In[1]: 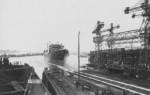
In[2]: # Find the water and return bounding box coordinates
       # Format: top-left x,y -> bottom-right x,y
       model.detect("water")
9,54 -> 88,79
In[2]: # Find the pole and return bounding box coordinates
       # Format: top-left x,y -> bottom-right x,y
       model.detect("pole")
78,31 -> 80,81
145,25 -> 147,69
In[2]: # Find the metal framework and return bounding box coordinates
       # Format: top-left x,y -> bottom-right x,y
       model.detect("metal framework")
93,22 -> 120,50
93,0 -> 150,50
92,21 -> 105,51
89,1 -> 150,79
93,28 -> 146,49
124,0 -> 150,67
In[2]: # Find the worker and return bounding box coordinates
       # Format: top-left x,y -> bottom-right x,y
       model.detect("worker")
74,81 -> 79,88
95,88 -> 100,95
102,90 -> 106,95
3,56 -> 9,67
0,57 -> 2,65
81,84 -> 84,91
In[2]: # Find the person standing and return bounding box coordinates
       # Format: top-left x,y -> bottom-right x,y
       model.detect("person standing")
0,57 -> 2,65
95,88 -> 100,95
3,56 -> 9,66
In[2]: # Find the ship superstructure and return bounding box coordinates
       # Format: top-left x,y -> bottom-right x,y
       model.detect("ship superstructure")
44,42 -> 69,61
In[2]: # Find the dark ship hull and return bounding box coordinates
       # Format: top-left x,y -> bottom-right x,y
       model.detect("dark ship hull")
44,49 -> 69,61
0,63 -> 33,95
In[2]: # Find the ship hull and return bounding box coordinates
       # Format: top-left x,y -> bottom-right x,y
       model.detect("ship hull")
44,49 -> 69,61
0,64 -> 33,95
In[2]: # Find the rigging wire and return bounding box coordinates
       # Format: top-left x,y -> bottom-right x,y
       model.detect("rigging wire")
138,17 -> 146,32
132,0 -> 143,8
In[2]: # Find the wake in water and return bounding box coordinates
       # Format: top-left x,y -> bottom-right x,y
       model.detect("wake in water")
10,55 -> 88,78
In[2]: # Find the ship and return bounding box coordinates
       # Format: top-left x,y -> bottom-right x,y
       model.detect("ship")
0,55 -> 34,95
44,43 -> 69,61
0,55 -> 51,95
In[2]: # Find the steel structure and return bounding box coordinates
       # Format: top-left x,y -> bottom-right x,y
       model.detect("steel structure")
124,0 -> 150,67
92,21 -> 104,51
93,0 -> 150,49
89,0 -> 150,80
92,22 -> 120,50
93,28 -> 148,49
93,0 -> 150,50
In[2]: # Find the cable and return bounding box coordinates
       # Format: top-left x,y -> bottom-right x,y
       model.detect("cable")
132,0 -> 143,9
138,17 -> 146,32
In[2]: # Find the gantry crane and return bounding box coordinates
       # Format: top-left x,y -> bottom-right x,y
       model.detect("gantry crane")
92,21 -> 104,51
106,23 -> 120,49
124,0 -> 150,47
124,0 -> 150,68
93,21 -> 119,50
92,21 -> 119,65
89,1 -> 150,77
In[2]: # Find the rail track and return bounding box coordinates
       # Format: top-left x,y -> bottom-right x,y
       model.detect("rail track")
72,71 -> 150,95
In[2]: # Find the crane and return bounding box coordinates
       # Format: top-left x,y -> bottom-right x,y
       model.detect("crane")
93,22 -> 120,50
100,23 -> 120,35
104,23 -> 120,49
92,21 -> 105,51
124,0 -> 150,48
124,0 -> 150,68
124,0 -> 150,17
92,21 -> 104,35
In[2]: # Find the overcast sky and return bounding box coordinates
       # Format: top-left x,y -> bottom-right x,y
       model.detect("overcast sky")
0,0 -> 142,53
